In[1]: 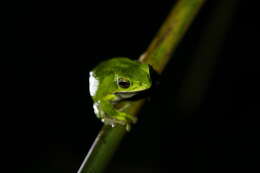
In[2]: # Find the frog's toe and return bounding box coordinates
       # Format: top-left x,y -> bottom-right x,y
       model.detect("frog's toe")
126,124 -> 132,131
129,116 -> 137,124
120,113 -> 137,124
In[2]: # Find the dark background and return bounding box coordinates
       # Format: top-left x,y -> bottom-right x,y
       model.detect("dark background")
5,0 -> 259,172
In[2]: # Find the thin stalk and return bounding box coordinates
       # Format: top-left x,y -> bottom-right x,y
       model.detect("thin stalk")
140,0 -> 205,72
78,0 -> 206,173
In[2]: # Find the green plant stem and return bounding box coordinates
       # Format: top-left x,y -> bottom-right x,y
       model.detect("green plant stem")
140,0 -> 205,73
78,0 -> 206,173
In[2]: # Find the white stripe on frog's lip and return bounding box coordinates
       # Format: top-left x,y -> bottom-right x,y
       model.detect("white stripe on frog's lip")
114,88 -> 147,95
114,92 -> 136,99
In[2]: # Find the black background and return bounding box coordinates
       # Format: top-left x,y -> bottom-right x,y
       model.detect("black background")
4,0 -> 259,172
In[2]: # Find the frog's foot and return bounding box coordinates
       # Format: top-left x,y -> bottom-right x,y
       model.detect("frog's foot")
101,112 -> 137,131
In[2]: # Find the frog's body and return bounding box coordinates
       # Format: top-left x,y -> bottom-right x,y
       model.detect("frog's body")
89,57 -> 152,130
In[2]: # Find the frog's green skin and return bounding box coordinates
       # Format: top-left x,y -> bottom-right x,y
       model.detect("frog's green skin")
89,57 -> 152,130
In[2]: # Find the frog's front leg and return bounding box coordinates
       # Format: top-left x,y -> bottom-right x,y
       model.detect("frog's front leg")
94,100 -> 137,130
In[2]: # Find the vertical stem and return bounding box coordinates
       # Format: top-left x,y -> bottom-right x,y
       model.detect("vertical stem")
141,0 -> 205,72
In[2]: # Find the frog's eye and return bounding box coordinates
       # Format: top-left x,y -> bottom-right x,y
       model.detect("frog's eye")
118,78 -> 130,88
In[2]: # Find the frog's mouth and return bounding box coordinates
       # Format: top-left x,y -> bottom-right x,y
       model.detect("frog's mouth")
114,91 -> 138,99
114,89 -> 148,99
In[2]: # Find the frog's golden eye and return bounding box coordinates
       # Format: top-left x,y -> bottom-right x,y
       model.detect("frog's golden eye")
118,78 -> 130,88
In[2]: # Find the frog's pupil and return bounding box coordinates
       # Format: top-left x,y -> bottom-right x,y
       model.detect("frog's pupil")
118,79 -> 130,88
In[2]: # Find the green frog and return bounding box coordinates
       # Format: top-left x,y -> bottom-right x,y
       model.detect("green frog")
89,57 -> 152,130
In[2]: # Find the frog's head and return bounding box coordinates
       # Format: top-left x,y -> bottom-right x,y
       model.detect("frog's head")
114,63 -> 152,94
